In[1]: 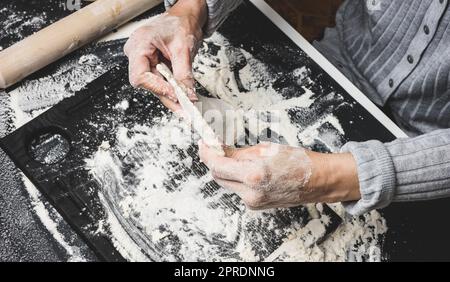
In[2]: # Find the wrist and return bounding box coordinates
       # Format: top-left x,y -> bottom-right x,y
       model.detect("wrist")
168,0 -> 208,35
305,151 -> 361,203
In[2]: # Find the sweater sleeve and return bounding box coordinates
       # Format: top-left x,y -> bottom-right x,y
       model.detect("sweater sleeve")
341,129 -> 450,216
165,0 -> 243,37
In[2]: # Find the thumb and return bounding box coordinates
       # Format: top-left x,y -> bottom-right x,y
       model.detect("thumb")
223,146 -> 239,158
222,146 -> 262,160
172,49 -> 198,102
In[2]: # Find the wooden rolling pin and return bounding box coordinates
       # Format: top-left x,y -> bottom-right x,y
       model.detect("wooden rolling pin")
0,0 -> 162,89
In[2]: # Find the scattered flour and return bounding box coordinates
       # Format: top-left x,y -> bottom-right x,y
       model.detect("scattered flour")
193,34 -> 333,148
87,117 -> 307,261
0,7 -> 48,44
86,33 -> 388,262
22,176 -> 85,262
5,53 -> 107,261
114,99 -> 129,111
298,114 -> 345,147
3,8 -> 387,260
266,204 -> 387,262
9,54 -> 106,127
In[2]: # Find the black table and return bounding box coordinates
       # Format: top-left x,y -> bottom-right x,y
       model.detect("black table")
1,0 -> 450,261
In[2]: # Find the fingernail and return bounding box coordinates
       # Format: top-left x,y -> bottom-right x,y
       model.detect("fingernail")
168,95 -> 178,103
187,88 -> 198,99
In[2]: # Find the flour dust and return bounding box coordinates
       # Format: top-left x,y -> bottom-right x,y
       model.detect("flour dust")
3,5 -> 387,261
5,52 -> 110,261
86,33 -> 387,262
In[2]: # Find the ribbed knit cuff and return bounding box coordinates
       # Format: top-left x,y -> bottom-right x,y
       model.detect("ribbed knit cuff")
165,0 -> 242,37
340,140 -> 397,215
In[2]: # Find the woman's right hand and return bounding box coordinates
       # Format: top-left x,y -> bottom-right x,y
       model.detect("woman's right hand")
124,0 -> 207,112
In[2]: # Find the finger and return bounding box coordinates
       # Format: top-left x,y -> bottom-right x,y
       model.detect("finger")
159,95 -> 182,112
126,42 -> 158,85
231,142 -> 284,160
171,48 -> 198,102
137,72 -> 176,101
214,179 -> 247,196
199,142 -> 251,182
223,146 -> 264,160
150,66 -> 178,101
127,45 -> 177,100
128,52 -> 151,87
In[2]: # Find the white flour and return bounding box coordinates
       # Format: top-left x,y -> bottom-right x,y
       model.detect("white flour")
6,54 -> 107,261
266,204 -> 387,262
22,177 -> 85,262
194,34 -> 343,149
86,33 -> 387,262
87,117 -> 306,261
0,7 -> 47,45
3,8 -> 387,261
9,54 -> 106,127
114,99 -> 130,111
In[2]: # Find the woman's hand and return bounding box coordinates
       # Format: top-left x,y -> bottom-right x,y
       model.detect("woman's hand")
199,142 -> 361,210
124,0 -> 207,112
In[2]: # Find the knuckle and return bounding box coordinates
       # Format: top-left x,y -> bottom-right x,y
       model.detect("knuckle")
178,70 -> 194,79
123,40 -> 137,57
248,172 -> 264,186
129,78 -> 139,88
124,43 -> 138,58
129,75 -> 142,88
132,26 -> 152,37
211,169 -> 221,179
247,166 -> 270,188
125,29 -> 156,56
244,193 -> 266,210
123,42 -> 130,56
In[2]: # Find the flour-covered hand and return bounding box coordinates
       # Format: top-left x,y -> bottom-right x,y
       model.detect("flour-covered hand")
124,0 -> 207,111
199,141 -> 362,210
199,142 -> 312,210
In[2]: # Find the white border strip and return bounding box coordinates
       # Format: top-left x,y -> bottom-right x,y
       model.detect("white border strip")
250,0 -> 408,138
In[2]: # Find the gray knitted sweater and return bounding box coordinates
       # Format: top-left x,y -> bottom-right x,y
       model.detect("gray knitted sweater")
165,0 -> 450,215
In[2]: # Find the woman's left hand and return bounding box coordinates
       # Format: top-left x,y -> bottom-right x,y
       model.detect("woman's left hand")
198,142 -> 361,210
